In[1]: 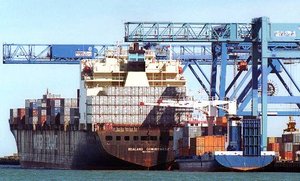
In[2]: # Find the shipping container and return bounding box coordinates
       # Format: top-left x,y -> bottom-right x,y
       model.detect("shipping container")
282,151 -> 293,161
243,118 -> 261,156
51,44 -> 95,59
267,137 -> 282,144
293,145 -> 300,161
216,116 -> 227,126
282,134 -> 294,143
284,143 -> 293,152
293,133 -> 300,143
189,135 -> 225,156
267,143 -> 281,152
25,99 -> 37,108
17,108 -> 26,118
38,115 -> 47,125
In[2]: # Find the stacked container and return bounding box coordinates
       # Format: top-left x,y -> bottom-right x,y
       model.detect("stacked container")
267,137 -> 282,153
47,98 -> 63,125
25,99 -> 39,125
9,108 -> 26,126
60,98 -> 78,125
86,86 -> 192,125
281,132 -> 300,161
9,93 -> 80,130
190,135 -> 225,155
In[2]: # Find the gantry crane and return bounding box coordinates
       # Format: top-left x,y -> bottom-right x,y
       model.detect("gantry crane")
124,17 -> 300,150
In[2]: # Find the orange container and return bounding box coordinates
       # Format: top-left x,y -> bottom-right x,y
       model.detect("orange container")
268,137 -> 282,144
205,136 -> 213,147
282,151 -> 293,160
191,136 -> 225,148
190,137 -> 205,147
216,117 -> 227,126
267,143 -> 281,152
189,136 -> 225,156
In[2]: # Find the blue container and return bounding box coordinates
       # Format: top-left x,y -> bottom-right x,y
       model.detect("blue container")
228,118 -> 242,151
51,45 -> 95,59
30,102 -> 38,109
243,118 -> 261,156
54,107 -> 61,114
50,107 -> 61,116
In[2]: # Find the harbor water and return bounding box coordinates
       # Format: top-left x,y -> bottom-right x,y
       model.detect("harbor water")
1,166 -> 300,181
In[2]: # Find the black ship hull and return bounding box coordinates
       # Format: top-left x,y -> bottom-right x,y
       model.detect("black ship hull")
11,128 -> 174,170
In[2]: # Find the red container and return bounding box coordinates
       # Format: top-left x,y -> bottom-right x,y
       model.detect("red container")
38,115 -> 47,125
282,151 -> 293,161
17,108 -> 26,118
267,143 -> 281,152
32,109 -> 38,117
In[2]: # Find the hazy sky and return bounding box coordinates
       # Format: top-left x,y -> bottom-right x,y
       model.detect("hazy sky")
1,0 -> 300,156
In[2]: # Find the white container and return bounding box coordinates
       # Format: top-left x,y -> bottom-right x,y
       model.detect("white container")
64,107 -> 71,116
95,106 -> 100,114
150,87 -> 155,95
293,133 -> 300,143
95,115 -> 100,123
86,115 -> 92,123
284,143 -> 293,152
95,96 -> 100,105
32,116 -> 38,124
71,98 -> 78,107
64,99 -> 72,107
54,100 -> 61,107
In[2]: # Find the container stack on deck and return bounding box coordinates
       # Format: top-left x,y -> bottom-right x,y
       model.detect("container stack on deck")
267,137 -> 282,159
9,108 -> 25,129
85,87 -> 190,127
176,122 -> 207,157
281,132 -> 300,161
266,117 -> 300,162
279,117 -> 300,161
9,92 -> 79,131
190,136 -> 225,156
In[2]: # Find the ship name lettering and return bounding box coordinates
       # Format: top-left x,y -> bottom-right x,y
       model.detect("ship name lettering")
128,147 -> 169,151
128,147 -> 143,151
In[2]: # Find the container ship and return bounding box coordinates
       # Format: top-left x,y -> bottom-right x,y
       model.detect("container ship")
9,43 -> 193,169
9,43 -> 275,171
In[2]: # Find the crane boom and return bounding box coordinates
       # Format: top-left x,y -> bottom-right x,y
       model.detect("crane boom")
140,99 -> 237,116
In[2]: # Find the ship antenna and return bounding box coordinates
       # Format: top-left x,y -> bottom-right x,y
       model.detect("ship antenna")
169,44 -> 172,60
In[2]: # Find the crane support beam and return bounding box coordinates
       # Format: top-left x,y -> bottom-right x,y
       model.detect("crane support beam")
3,44 -> 126,64
125,22 -> 252,42
125,21 -> 300,43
